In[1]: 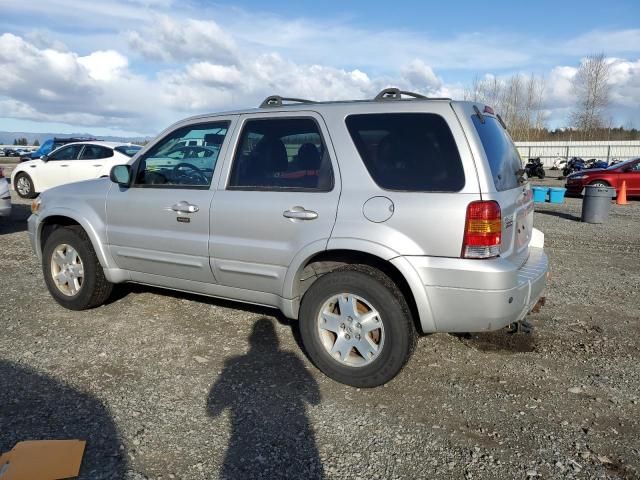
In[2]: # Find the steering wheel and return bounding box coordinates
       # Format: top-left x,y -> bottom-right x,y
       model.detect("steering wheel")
172,162 -> 208,185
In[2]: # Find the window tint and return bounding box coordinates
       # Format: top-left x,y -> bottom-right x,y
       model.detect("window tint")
472,115 -> 522,191
229,118 -> 333,191
346,113 -> 465,191
48,144 -> 83,161
134,122 -> 229,188
80,145 -> 113,160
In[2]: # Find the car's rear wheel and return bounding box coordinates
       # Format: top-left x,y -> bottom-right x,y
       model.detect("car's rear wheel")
43,226 -> 113,310
14,173 -> 36,199
299,266 -> 417,388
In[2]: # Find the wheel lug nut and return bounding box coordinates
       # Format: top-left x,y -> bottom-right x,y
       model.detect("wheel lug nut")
345,334 -> 351,340
355,334 -> 361,340
340,323 -> 345,330
356,323 -> 361,329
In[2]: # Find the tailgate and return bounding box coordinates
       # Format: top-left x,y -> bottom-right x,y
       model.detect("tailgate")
464,104 -> 534,265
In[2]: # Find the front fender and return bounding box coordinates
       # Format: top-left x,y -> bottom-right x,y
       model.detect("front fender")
36,206 -> 115,269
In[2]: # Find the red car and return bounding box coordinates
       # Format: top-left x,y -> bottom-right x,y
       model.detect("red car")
565,157 -> 640,197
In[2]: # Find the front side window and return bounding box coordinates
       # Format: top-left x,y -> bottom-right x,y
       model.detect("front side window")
134,122 -> 229,188
80,145 -> 114,160
228,118 -> 333,191
346,113 -> 465,191
47,144 -> 83,161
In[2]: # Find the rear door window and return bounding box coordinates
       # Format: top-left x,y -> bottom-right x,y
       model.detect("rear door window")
228,117 -> 333,191
472,116 -> 523,191
345,113 -> 465,191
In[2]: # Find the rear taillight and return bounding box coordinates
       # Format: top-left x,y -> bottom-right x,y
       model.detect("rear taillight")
462,201 -> 502,259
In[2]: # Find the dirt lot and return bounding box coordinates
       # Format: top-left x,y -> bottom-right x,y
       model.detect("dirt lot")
1,174 -> 639,479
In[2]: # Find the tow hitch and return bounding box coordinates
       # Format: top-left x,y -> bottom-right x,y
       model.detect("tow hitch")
508,297 -> 545,334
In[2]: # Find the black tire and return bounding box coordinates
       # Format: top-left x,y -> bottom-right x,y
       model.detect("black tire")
299,265 -> 417,388
42,226 -> 113,310
14,173 -> 36,199
589,180 -> 609,187
537,169 -> 545,179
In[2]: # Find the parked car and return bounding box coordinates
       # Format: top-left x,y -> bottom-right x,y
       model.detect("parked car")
0,168 -> 11,218
3,148 -> 21,157
565,157 -> 640,197
11,141 -> 141,198
27,89 -> 548,387
0,148 -> 5,157
20,137 -> 99,162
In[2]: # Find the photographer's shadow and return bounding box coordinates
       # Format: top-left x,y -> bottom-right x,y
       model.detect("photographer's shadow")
207,318 -> 324,479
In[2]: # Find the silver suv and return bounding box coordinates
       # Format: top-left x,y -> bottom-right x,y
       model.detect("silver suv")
28,88 -> 548,387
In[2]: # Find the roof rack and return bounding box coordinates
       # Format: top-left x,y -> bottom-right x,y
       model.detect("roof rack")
374,88 -> 428,101
259,95 -> 315,108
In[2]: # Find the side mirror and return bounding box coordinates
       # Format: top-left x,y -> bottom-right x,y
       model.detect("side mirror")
110,164 -> 131,186
41,154 -> 48,162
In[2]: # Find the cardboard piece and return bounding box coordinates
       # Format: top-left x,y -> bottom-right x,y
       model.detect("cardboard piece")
0,440 -> 86,480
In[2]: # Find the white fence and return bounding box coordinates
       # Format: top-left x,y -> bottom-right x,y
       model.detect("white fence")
515,141 -> 640,167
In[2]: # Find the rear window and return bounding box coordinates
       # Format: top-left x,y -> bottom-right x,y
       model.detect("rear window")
115,145 -> 142,157
472,115 -> 522,191
346,113 -> 465,191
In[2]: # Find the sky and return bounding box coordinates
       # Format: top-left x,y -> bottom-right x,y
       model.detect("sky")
0,0 -> 639,137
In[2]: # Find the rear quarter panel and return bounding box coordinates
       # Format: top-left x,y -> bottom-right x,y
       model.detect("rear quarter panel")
321,101 -> 482,258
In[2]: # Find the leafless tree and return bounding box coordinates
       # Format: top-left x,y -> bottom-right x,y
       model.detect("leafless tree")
570,53 -> 611,140
465,73 -> 546,141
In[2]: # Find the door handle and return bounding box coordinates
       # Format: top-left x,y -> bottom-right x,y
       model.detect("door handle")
60,164 -> 69,167
92,164 -> 103,167
283,207 -> 318,220
170,201 -> 199,213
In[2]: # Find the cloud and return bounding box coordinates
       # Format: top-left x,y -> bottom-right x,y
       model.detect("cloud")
127,15 -> 237,64
78,50 -> 129,81
401,60 -> 442,91
1,2 -> 640,135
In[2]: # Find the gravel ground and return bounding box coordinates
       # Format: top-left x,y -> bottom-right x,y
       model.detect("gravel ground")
1,174 -> 639,479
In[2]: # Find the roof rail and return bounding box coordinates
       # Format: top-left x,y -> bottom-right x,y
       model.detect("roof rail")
374,88 -> 428,101
259,95 -> 315,108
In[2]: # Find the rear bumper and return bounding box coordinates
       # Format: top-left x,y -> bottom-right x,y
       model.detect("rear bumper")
403,235 -> 548,332
0,202 -> 11,217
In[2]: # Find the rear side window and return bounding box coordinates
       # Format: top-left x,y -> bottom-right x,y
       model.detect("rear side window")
114,145 -> 142,157
472,116 -> 522,191
345,113 -> 465,191
80,145 -> 113,160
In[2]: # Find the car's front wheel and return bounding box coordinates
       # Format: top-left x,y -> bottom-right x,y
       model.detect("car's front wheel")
299,266 -> 417,388
42,226 -> 113,310
589,180 -> 610,188
14,173 -> 36,199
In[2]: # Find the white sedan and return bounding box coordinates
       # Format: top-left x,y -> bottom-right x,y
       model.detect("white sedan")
11,141 -> 141,198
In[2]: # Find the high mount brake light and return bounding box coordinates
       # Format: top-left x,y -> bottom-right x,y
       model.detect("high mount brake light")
462,201 -> 502,259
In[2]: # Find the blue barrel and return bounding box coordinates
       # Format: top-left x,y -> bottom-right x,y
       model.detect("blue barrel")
532,186 -> 549,203
549,187 -> 566,204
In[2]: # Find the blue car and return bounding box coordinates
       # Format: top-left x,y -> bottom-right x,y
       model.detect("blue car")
21,137 -> 98,162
